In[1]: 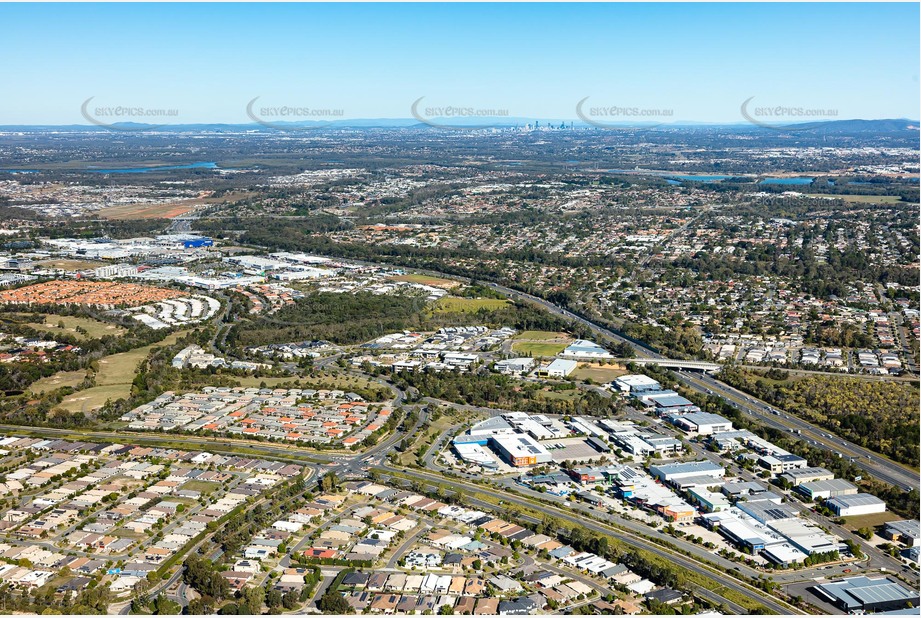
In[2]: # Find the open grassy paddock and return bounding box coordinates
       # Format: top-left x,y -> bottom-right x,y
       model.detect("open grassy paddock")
29,370 -> 88,395
511,330 -> 573,357
431,296 -> 509,314
233,372 -> 384,393
181,480 -> 220,494
58,330 -> 188,413
33,258 -> 106,271
98,190 -> 257,220
570,363 -> 628,383
840,511 -> 902,530
26,314 -> 127,341
389,273 -> 460,288
514,330 -> 571,340
511,341 -> 568,356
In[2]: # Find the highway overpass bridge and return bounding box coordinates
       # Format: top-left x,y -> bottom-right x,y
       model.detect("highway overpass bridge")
623,358 -> 722,372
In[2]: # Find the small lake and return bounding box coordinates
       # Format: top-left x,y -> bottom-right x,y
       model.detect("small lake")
760,177 -> 814,185
87,162 -> 218,174
666,174 -> 734,182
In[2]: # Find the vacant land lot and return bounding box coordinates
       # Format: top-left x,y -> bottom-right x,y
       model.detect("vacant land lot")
431,297 -> 509,313
181,480 -> 219,494
571,363 -> 628,383
840,511 -> 901,530
512,341 -> 567,356
26,314 -> 126,341
98,201 -> 199,219
29,370 -> 87,394
0,280 -> 185,307
33,259 -> 106,271
511,330 -> 573,357
515,330 -> 570,340
389,273 -> 460,289
99,189 -> 258,220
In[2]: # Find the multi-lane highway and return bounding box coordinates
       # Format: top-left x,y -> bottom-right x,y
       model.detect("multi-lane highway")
245,248 -> 917,493
472,279 -> 919,493
677,370 -> 918,491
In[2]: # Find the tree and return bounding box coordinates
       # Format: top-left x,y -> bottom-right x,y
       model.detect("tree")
317,592 -> 351,614
319,472 -> 340,493
265,588 -> 282,609
282,590 -> 299,610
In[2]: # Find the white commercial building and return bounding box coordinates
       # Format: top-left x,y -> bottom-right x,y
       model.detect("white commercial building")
538,358 -> 578,378
495,358 -> 536,375
827,494 -> 887,517
668,412 -> 733,435
612,374 -> 661,395
649,461 -> 725,483
490,434 -> 553,467
453,443 -> 499,470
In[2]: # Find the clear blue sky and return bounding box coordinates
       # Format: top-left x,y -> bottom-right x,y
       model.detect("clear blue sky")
1,3 -> 918,124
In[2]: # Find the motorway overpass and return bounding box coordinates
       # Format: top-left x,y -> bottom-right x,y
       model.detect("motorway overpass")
625,358 -> 722,372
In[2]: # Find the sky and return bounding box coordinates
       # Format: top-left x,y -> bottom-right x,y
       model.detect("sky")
0,3 -> 918,125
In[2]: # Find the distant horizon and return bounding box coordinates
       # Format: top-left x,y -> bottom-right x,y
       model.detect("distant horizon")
0,117 -> 918,129
0,3 -> 917,125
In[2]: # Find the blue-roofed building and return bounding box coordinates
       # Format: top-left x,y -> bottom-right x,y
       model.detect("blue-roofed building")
638,390 -> 700,414
461,540 -> 486,552
549,545 -> 574,559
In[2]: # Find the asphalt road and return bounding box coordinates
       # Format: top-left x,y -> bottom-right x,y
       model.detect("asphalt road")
241,248 -> 918,493
680,371 -> 918,491
476,279 -> 919,492
374,463 -> 795,615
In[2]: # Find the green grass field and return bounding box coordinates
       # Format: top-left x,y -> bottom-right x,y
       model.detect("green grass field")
232,376 -> 300,388
431,296 -> 509,314
805,194 -> 903,204
536,389 -> 581,401
29,370 -> 87,395
510,330 -> 572,357
181,480 -> 219,494
59,384 -> 134,414
59,331 -> 187,413
514,330 -> 571,340
389,273 -> 459,288
511,341 -> 568,357
570,363 -> 628,383
26,314 -> 126,341
840,511 -> 901,530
